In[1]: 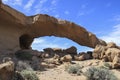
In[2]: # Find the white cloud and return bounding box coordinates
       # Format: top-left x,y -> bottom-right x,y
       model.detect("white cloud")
34,0 -> 59,15
78,12 -> 85,16
24,0 -> 35,11
100,24 -> 120,45
2,0 -> 8,2
77,5 -> 94,17
51,0 -> 57,6
78,10 -> 93,17
33,38 -> 45,44
3,0 -> 23,6
31,37 -> 68,51
34,0 -> 48,14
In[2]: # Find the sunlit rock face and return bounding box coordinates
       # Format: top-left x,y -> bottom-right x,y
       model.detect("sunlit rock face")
0,1 -> 106,53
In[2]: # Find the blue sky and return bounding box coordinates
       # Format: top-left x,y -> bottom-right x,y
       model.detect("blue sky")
2,0 -> 120,52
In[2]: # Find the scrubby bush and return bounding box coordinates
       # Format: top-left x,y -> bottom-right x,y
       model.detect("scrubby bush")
20,70 -> 39,80
65,64 -> 83,75
84,67 -> 118,80
99,62 -> 111,69
15,50 -> 33,60
103,62 -> 111,68
16,61 -> 33,71
13,70 -> 39,80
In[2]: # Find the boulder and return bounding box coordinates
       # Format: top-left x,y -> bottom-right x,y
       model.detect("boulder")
43,48 -> 54,57
2,57 -> 12,63
52,48 -> 63,53
102,55 -> 109,62
53,54 -> 60,59
112,56 -> 120,69
74,52 -> 91,61
74,52 -> 85,61
43,48 -> 53,53
87,51 -> 93,59
0,61 -> 14,80
105,48 -> 120,62
64,46 -> 77,55
60,54 -> 72,62
106,42 -> 117,48
43,53 -> 50,58
74,55 -> 80,61
41,62 -> 57,69
92,45 -> 106,59
98,39 -> 107,46
47,64 -> 56,68
0,2 -> 105,54
41,62 -> 48,68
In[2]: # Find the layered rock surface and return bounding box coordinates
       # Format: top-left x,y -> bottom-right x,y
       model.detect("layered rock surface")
0,1 -> 106,53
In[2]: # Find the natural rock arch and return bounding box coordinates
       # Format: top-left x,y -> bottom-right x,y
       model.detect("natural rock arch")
0,2 -> 106,53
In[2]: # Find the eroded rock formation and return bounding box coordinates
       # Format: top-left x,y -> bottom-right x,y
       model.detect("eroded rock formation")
0,2 -> 106,53
93,42 -> 120,68
0,61 -> 14,80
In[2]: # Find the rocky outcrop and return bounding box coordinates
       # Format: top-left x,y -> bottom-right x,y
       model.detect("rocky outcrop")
92,45 -> 106,59
63,46 -> 77,55
112,56 -> 120,69
0,61 -> 14,80
60,54 -> 72,62
0,2 -> 106,54
93,42 -> 120,60
93,42 -> 120,68
74,52 -> 92,61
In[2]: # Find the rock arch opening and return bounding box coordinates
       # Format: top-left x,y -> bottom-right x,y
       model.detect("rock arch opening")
31,36 -> 93,52
19,34 -> 33,49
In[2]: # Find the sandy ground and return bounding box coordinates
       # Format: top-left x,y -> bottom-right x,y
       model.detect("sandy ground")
112,70 -> 120,79
37,65 -> 86,80
36,60 -> 120,80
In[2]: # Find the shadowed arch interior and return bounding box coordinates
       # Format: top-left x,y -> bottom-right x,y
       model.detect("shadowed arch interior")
19,34 -> 33,49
